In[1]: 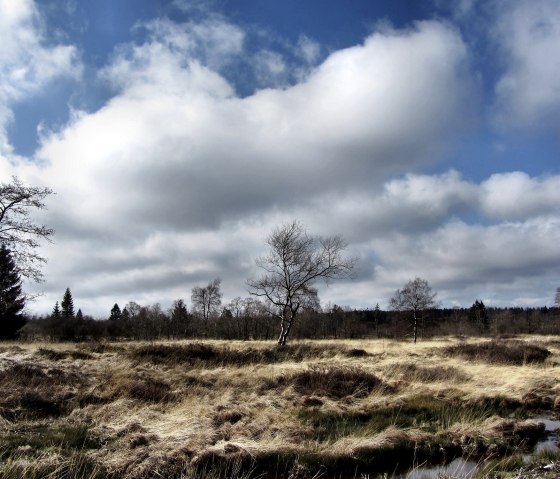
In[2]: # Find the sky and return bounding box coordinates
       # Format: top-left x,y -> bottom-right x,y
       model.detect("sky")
1,0 -> 560,317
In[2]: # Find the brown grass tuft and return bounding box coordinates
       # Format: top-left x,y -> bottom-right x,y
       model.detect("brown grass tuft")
443,340 -> 551,365
289,365 -> 384,398
124,377 -> 175,403
130,342 -> 350,367
393,362 -> 469,382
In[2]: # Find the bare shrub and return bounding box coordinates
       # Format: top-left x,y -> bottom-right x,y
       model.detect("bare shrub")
0,361 -> 86,419
443,340 -> 551,365
37,348 -> 66,360
124,378 -> 174,403
130,342 -> 349,367
393,363 -> 469,382
37,348 -> 94,361
289,366 -> 384,398
0,362 -> 85,389
212,409 -> 245,427
346,348 -> 369,358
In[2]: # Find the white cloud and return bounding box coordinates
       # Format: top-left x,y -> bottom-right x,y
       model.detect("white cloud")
295,35 -> 321,64
19,18 -> 480,315
481,172 -> 560,219
253,49 -> 287,85
0,0 -> 80,153
17,13 -> 558,314
492,0 -> 560,130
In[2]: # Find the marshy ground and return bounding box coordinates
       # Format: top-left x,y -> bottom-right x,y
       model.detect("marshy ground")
1,336 -> 560,478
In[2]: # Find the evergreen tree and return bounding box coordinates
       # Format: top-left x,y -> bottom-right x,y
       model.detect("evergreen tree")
170,299 -> 189,337
121,307 -> 130,320
52,301 -> 61,318
61,288 -> 74,318
109,303 -> 121,320
76,309 -> 83,321
469,300 -> 489,329
0,244 -> 26,339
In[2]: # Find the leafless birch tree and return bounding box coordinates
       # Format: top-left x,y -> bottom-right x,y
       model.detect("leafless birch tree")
248,220 -> 354,346
191,278 -> 222,321
390,277 -> 437,343
0,177 -> 54,281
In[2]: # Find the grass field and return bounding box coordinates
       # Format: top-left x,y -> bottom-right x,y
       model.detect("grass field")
1,336 -> 559,478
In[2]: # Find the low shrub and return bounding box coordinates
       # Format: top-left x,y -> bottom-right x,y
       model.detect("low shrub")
130,342 -> 349,367
37,348 -> 67,361
37,348 -> 94,361
212,409 -> 245,427
393,363 -> 469,382
0,362 -> 85,388
290,366 -> 384,399
124,378 -> 174,403
0,362 -> 49,385
346,348 -> 369,358
442,340 -> 551,365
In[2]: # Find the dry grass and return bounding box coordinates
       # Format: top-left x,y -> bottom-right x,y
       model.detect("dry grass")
442,339 -> 552,365
0,336 -> 559,478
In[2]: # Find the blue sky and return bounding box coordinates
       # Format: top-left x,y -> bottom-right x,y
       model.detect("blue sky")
1,0 -> 560,316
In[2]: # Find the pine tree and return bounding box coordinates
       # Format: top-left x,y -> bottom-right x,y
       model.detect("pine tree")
61,288 -> 75,318
76,309 -> 83,321
52,301 -> 61,318
0,244 -> 26,339
469,300 -> 489,329
109,303 -> 121,320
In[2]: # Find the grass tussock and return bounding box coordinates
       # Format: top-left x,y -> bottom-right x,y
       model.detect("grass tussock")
129,342 -> 350,366
0,453 -> 109,479
123,377 -> 175,403
278,365 -> 385,399
0,361 -> 85,386
443,340 -> 551,365
393,362 -> 470,382
0,361 -> 86,419
1,337 -> 560,479
37,347 -> 94,361
1,423 -> 104,459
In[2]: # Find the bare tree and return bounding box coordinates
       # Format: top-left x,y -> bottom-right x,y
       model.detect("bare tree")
248,220 -> 355,346
0,177 -> 54,281
555,287 -> 560,308
389,277 -> 437,343
191,278 -> 222,322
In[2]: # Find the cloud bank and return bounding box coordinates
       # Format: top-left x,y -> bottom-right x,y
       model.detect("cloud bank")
1,1 -> 559,316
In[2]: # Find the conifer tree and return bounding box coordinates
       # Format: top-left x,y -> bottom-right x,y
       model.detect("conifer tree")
0,244 -> 26,339
109,303 -> 121,320
76,309 -> 83,321
52,301 -> 61,318
61,288 -> 74,318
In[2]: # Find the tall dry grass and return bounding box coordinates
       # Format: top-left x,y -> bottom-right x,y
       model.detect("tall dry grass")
0,336 -> 558,478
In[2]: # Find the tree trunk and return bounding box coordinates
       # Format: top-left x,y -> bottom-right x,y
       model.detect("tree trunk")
413,310 -> 418,344
278,308 -> 296,346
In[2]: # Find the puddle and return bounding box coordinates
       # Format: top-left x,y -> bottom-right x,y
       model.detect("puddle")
524,416 -> 560,459
380,416 -> 560,479
396,457 -> 478,479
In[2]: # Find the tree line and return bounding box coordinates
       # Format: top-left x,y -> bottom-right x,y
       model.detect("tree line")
1,177 -> 560,344
18,295 -> 560,342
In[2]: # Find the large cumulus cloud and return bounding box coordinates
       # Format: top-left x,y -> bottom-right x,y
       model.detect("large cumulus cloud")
3,3 -> 558,315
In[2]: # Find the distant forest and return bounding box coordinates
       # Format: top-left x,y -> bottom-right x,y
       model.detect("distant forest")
19,301 -> 560,342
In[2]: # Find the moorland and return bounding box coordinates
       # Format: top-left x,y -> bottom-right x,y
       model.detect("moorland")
1,336 -> 560,478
